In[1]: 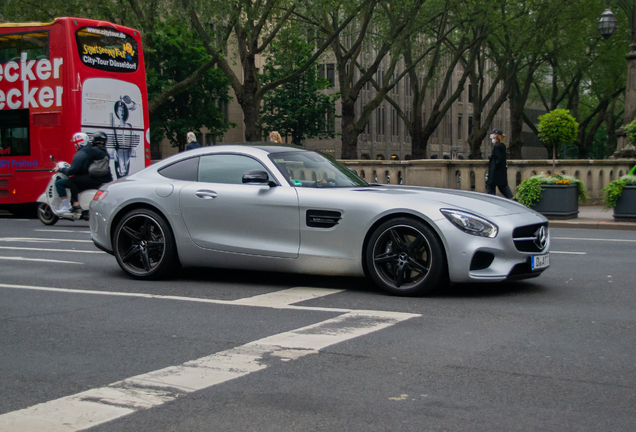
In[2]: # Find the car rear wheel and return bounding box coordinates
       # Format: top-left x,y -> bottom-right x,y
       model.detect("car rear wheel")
113,209 -> 177,280
365,217 -> 446,296
37,203 -> 58,225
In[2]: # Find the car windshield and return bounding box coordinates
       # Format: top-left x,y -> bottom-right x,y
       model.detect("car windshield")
269,151 -> 368,188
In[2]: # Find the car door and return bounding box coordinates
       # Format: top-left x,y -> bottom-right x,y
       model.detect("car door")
179,153 -> 300,258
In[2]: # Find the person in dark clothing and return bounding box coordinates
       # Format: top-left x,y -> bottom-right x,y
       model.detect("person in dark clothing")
185,132 -> 201,151
54,131 -> 113,213
486,128 -> 514,199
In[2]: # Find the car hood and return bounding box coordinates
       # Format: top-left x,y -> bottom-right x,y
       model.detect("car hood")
353,185 -> 535,218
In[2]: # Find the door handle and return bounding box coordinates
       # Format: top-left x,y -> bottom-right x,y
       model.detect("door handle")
195,190 -> 218,199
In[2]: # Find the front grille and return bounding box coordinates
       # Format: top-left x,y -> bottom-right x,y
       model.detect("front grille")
470,251 -> 495,270
513,222 -> 548,253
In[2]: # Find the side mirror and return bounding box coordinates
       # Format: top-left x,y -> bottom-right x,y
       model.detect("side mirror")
348,168 -> 358,175
242,170 -> 277,187
50,155 -> 55,162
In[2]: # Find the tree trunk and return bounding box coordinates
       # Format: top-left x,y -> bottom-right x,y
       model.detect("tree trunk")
238,59 -> 261,142
508,81 -> 525,159
509,100 -> 525,159
604,98 -> 619,157
340,100 -> 358,159
467,107 -> 484,159
410,112 -> 426,159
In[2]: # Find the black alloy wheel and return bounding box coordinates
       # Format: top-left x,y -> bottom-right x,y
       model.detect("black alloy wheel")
113,208 -> 177,279
37,203 -> 59,226
365,217 -> 446,296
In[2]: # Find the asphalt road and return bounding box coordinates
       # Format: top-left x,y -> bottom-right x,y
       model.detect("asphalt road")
0,216 -> 635,431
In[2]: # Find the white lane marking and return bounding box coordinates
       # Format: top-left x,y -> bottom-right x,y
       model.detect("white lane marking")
35,230 -> 91,233
0,291 -> 418,432
0,247 -> 103,253
549,251 -> 587,255
0,238 -> 93,243
552,237 -> 636,243
0,256 -> 83,264
0,284 -> 352,313
232,287 -> 344,307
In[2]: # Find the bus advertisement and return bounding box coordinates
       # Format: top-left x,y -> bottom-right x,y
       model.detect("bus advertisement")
0,17 -> 151,215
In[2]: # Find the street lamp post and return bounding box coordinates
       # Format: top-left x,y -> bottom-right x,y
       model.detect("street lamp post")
598,1 -> 636,158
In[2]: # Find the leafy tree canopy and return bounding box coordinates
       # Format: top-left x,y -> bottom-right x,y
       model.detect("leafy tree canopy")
260,25 -> 339,146
538,109 -> 578,150
146,20 -> 234,152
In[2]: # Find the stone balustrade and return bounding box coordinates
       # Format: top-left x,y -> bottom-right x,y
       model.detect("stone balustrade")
340,159 -> 636,199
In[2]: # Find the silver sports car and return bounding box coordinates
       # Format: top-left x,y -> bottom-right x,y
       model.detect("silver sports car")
90,145 -> 550,296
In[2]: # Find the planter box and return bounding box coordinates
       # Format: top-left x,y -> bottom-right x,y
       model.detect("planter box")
530,184 -> 579,220
613,185 -> 636,222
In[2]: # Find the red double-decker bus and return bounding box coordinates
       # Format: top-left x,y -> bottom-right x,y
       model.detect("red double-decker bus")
0,17 -> 151,215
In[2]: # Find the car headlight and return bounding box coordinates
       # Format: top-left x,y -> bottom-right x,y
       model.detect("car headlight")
440,209 -> 498,238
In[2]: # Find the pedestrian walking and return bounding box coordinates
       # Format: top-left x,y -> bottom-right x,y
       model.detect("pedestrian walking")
185,132 -> 201,151
486,128 -> 514,199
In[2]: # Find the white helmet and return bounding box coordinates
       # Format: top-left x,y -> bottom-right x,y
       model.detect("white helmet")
71,132 -> 89,151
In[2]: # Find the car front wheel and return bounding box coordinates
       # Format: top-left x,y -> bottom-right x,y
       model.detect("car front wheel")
113,208 -> 177,280
365,217 -> 446,296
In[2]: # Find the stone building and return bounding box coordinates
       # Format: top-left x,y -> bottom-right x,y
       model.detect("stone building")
158,48 -> 547,161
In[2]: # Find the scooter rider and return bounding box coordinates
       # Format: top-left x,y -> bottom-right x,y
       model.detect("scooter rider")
54,132 -> 113,213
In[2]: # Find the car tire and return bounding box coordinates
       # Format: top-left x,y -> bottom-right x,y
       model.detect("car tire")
113,208 -> 177,280
365,217 -> 446,296
37,203 -> 59,225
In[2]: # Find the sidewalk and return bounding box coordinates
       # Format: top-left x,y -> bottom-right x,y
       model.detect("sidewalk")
549,205 -> 636,231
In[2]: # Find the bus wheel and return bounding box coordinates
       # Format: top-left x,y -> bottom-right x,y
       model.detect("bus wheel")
37,203 -> 59,226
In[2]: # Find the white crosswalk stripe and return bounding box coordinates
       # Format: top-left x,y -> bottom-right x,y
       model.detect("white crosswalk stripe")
0,285 -> 419,432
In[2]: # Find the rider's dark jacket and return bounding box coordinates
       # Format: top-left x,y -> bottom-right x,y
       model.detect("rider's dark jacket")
59,144 -> 113,183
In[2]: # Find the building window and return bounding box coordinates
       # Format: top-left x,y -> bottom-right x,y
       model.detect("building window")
392,108 -> 399,136
468,84 -> 473,103
468,115 -> 473,135
376,106 -> 385,135
457,114 -> 462,140
326,63 -> 335,87
318,64 -> 325,79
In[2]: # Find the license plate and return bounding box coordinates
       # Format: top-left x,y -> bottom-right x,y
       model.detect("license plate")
531,254 -> 549,270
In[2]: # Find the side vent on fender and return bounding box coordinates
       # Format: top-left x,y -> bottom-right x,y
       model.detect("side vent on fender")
306,210 -> 342,228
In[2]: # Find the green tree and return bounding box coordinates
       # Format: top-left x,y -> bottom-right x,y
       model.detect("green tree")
146,20 -> 233,152
0,0 -> 222,118
397,0 -> 483,159
183,0 -> 367,142
260,29 -> 339,145
537,108 -> 578,169
527,0 -> 627,159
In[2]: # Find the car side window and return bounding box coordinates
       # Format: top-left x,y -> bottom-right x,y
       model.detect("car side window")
158,157 -> 199,181
198,154 -> 268,184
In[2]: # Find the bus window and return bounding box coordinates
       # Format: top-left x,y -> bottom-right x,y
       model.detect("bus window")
0,31 -> 48,64
75,27 -> 139,73
0,109 -> 30,157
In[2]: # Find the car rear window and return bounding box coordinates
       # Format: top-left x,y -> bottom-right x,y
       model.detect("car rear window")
158,157 -> 199,181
